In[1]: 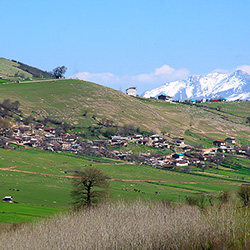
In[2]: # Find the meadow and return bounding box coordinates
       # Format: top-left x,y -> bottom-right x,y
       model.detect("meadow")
0,147 -> 250,223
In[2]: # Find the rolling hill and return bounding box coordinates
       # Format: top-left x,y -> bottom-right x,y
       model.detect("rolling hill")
0,57 -> 54,79
0,78 -> 250,144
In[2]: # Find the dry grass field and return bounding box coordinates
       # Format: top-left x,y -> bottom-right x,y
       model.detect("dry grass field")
1,200 -> 250,250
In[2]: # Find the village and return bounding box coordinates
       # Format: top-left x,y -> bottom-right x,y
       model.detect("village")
2,120 -> 249,173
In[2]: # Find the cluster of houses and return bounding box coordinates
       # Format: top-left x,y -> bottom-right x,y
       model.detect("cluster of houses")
213,138 -> 250,155
147,152 -> 200,169
110,134 -> 186,149
10,123 -> 80,153
109,133 -> 249,169
147,137 -> 249,169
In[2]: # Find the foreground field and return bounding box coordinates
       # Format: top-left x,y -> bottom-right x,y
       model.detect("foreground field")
0,203 -> 62,223
1,200 -> 250,249
0,147 -> 250,223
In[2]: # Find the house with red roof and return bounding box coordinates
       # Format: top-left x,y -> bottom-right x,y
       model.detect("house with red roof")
213,140 -> 226,148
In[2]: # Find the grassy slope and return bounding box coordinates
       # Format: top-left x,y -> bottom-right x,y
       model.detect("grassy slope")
0,79 -> 184,132
139,98 -> 250,144
1,79 -> 250,145
0,58 -> 32,78
0,58 -> 54,79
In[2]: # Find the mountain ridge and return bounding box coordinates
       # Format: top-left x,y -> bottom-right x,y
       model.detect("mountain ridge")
143,70 -> 250,101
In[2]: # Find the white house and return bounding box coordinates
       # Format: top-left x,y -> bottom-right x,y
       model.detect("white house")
126,87 -> 137,97
225,137 -> 236,144
176,160 -> 189,167
150,134 -> 162,141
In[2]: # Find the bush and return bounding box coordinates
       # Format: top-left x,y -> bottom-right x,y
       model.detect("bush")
238,185 -> 250,206
218,190 -> 230,204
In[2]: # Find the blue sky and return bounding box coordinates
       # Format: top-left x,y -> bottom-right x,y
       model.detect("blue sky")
1,0 -> 250,93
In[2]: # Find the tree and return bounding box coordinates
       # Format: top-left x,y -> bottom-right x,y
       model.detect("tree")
214,152 -> 225,169
52,66 -> 67,79
71,167 -> 109,208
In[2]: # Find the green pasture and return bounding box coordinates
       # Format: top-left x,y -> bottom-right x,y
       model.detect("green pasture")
0,202 -> 63,223
0,79 -> 9,84
0,147 -> 250,223
0,147 -> 241,183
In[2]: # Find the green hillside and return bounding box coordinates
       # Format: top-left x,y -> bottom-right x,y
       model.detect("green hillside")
0,78 -> 250,144
0,58 -> 54,79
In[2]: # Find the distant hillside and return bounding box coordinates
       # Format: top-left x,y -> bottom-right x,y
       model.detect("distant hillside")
0,78 -> 250,145
0,57 -> 54,79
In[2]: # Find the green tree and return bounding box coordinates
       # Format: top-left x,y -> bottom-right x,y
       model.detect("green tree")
52,66 -> 67,79
71,167 -> 109,208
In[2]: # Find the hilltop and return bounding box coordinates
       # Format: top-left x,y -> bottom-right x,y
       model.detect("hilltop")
0,57 -> 54,79
0,78 -> 250,144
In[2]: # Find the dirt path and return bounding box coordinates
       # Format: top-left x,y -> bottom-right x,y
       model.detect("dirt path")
0,167 -> 74,178
3,78 -> 67,85
0,166 -> 247,186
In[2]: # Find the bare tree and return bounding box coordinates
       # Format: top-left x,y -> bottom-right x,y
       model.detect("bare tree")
71,167 -> 109,208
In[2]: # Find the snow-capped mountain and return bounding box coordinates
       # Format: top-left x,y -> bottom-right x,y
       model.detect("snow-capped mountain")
143,70 -> 250,101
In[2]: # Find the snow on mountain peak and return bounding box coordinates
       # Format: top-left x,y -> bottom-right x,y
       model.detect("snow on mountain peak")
143,70 -> 250,101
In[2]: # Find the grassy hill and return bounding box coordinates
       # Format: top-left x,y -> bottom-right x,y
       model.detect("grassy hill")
0,58 -> 54,79
0,78 -> 250,145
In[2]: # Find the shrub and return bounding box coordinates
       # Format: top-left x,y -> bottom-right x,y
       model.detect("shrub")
238,185 -> 250,206
218,190 -> 230,204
